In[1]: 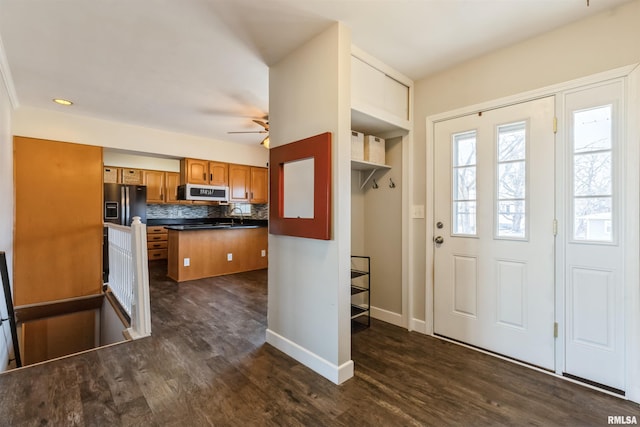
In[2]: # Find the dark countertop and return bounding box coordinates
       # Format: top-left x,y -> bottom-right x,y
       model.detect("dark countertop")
147,217 -> 267,228
165,223 -> 263,231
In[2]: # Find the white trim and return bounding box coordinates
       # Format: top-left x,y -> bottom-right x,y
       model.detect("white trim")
624,64 -> 640,404
425,63 -> 640,404
370,305 -> 403,327
410,318 -> 428,334
265,328 -> 354,385
0,33 -> 19,109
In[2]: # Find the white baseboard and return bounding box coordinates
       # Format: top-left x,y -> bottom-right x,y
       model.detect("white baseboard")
409,318 -> 428,334
265,329 -> 354,385
627,385 -> 640,404
370,306 -> 403,327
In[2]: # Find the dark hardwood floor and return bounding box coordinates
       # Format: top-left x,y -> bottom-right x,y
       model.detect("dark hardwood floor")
0,261 -> 637,426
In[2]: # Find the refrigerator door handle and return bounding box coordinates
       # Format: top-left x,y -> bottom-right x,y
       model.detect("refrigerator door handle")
120,186 -> 126,225
125,186 -> 131,226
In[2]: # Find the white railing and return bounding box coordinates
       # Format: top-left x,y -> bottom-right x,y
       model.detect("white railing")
105,217 -> 151,339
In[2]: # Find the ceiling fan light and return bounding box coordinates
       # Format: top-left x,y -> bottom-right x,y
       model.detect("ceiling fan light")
261,136 -> 270,149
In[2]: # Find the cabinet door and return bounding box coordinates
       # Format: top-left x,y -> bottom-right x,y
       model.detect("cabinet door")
121,168 -> 144,185
208,161 -> 228,186
165,172 -> 181,204
181,158 -> 208,185
103,166 -> 120,183
144,170 -> 165,203
229,164 -> 250,202
249,167 -> 268,204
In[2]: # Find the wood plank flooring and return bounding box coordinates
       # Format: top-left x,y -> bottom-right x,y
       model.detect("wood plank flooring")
0,261 -> 637,426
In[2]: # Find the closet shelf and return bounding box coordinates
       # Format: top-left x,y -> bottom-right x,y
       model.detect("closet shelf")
351,160 -> 391,189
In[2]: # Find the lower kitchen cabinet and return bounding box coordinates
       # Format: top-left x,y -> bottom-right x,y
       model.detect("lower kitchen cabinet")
147,225 -> 168,261
167,227 -> 268,282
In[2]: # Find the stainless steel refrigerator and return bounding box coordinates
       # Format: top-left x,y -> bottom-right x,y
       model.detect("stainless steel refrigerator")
103,183 -> 147,225
103,184 -> 147,282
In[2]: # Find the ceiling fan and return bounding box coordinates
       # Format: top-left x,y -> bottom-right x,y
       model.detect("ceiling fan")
228,119 -> 270,148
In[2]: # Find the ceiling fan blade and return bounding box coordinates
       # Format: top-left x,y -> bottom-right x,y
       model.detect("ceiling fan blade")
252,119 -> 269,130
227,130 -> 268,134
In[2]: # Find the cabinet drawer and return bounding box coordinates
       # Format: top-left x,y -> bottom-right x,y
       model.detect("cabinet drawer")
147,226 -> 168,234
148,249 -> 168,260
147,233 -> 167,242
147,241 -> 168,250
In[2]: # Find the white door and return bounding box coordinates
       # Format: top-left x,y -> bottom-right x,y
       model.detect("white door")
434,97 -> 556,369
563,81 -> 625,391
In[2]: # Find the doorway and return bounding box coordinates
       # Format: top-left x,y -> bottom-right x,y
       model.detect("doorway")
432,80 -> 628,392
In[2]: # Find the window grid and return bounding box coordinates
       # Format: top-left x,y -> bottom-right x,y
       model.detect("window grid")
496,121 -> 527,239
572,105 -> 613,242
452,131 -> 477,236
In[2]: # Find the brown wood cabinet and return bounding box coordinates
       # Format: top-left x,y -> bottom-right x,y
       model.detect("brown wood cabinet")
144,170 -> 166,203
147,226 -> 168,261
165,172 -> 181,204
229,164 -> 268,203
208,161 -> 228,186
250,166 -> 268,203
167,227 -> 268,282
181,158 -> 229,187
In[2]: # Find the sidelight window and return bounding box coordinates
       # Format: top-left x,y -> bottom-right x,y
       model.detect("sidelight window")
572,105 -> 613,242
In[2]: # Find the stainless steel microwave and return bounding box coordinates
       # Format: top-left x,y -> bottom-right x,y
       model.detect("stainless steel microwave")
177,184 -> 229,202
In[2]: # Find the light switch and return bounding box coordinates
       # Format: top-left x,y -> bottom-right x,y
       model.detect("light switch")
183,258 -> 190,267
227,253 -> 233,261
412,205 -> 425,219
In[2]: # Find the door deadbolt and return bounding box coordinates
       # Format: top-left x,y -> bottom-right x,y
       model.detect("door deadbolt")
436,221 -> 444,229
434,236 -> 444,244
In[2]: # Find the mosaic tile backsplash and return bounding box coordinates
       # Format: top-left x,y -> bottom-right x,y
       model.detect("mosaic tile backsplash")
147,203 -> 268,220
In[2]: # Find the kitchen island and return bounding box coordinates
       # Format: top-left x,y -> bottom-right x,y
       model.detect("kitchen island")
165,223 -> 268,282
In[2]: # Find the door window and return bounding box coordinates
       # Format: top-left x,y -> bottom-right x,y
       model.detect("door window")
572,105 -> 613,242
496,121 -> 527,239
452,131 -> 477,236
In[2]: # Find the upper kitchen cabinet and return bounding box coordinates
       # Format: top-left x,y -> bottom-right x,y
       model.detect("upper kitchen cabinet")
229,164 -> 268,204
351,46 -> 412,138
181,158 -> 208,185
143,170 -> 166,204
249,167 -> 268,204
208,161 -> 229,186
180,158 -> 229,186
165,172 -> 181,204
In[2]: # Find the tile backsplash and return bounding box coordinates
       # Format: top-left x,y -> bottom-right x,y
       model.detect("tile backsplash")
147,203 -> 268,220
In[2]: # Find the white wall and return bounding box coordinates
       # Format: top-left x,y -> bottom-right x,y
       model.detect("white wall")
411,0 -> 640,324
267,23 -> 353,384
0,38 -> 15,371
12,106 -> 269,167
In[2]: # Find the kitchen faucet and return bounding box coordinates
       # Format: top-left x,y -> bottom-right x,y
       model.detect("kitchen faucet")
229,206 -> 245,225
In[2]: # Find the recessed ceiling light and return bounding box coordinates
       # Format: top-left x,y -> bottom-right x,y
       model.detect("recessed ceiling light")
53,98 -> 73,106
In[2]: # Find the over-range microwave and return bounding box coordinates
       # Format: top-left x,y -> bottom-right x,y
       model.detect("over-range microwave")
177,184 -> 229,202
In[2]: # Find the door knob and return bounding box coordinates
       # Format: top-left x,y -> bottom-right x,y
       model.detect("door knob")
434,236 -> 444,244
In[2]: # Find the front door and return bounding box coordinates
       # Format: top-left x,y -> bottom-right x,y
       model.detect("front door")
433,97 -> 556,369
